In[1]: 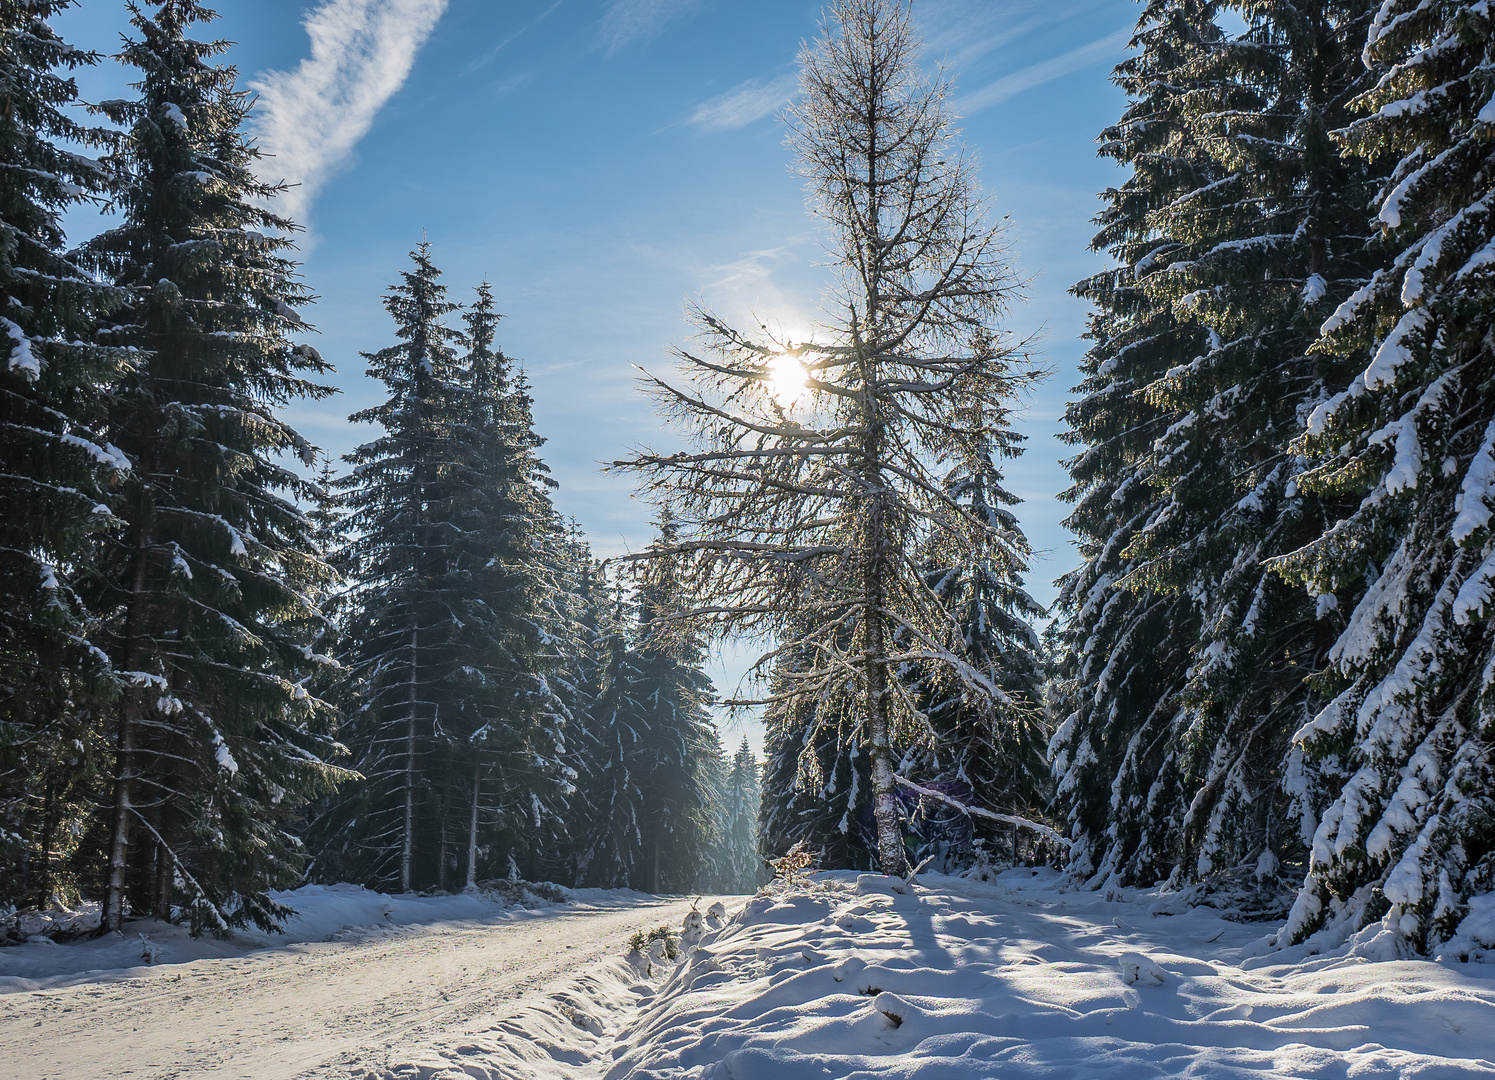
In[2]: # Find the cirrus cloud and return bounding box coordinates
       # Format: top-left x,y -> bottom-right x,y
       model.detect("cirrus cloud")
250,0 -> 449,230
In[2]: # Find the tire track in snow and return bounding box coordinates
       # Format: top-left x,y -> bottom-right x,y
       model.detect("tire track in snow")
0,896 -> 705,1080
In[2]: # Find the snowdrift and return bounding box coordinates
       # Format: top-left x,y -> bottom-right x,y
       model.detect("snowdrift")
380,868 -> 1495,1079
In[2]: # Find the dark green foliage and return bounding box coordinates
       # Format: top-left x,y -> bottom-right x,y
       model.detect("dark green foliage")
902,431 -> 1051,871
317,252 -> 570,893
1269,0 -> 1495,952
79,0 -> 347,934
573,553 -> 720,892
1053,0 -> 1386,893
0,0 -> 127,910
711,737 -> 764,893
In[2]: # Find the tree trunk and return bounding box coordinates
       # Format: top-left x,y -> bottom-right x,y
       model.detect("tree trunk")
465,760 -> 480,890
153,801 -> 174,921
103,699 -> 137,932
437,765 -> 451,892
32,782 -> 55,908
104,469 -> 154,933
402,617 -> 417,894
864,592 -> 904,877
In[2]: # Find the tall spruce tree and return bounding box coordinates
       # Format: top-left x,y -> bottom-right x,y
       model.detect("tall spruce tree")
322,256 -> 570,892
1054,0 -> 1386,895
80,0 -> 346,934
319,244 -> 470,892
573,582 -> 654,889
903,424 -> 1049,869
0,0 -> 127,909
445,284 -> 570,887
757,640 -> 879,870
1051,0 -> 1224,890
1270,0 -> 1495,954
716,736 -> 763,892
574,557 -> 719,892
629,549 -> 719,892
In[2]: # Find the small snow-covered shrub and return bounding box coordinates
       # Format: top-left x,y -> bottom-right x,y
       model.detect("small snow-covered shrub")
626,924 -> 679,960
471,879 -> 571,907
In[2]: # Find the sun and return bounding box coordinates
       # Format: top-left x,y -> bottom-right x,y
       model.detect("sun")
766,352 -> 808,408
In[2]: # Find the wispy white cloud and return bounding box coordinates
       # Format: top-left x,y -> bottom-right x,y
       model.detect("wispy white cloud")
956,25 -> 1132,115
493,71 -> 535,97
598,0 -> 703,56
464,0 -> 564,76
688,72 -> 798,133
250,0 -> 449,229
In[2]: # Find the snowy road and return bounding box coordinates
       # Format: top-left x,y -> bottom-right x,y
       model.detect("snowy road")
0,895 -> 703,1080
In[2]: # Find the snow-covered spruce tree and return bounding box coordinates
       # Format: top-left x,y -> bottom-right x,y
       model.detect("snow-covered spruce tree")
0,0 -> 129,909
901,419 -> 1050,870
617,0 -> 1037,877
757,660 -> 878,869
627,543 -> 719,892
717,736 -> 764,892
572,581 -> 653,889
79,0 -> 346,934
549,531 -> 608,883
573,551 -> 719,892
442,283 -> 570,888
313,244 -> 467,892
1268,0 -> 1495,954
324,264 -> 572,892
1051,0 -> 1224,890
1053,0 -> 1386,896
1127,0 -> 1386,891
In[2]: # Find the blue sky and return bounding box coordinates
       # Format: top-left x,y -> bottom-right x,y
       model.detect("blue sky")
61,0 -> 1137,747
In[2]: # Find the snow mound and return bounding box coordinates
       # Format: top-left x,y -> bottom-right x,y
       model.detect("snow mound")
580,869 -> 1495,1078
1117,950 -> 1167,986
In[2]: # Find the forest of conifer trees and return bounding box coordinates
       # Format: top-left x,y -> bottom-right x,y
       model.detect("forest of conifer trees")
1,0 -> 1492,965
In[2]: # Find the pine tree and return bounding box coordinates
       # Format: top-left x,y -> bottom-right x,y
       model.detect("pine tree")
757,649 -> 877,870
318,244 -> 469,892
1053,0 -> 1386,896
1269,0 -> 1495,954
573,555 -> 719,892
79,0 -> 345,934
0,0 -> 127,909
718,737 -> 763,892
1051,0 -> 1225,891
323,258 -> 572,892
629,550 -> 719,892
444,283 -> 570,887
903,423 -> 1050,869
550,532 -> 608,884
573,582 -> 654,889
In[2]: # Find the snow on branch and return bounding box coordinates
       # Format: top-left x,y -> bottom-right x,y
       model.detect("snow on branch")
893,775 -> 1070,849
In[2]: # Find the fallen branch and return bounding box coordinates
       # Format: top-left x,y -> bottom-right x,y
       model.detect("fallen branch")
894,775 -> 1071,850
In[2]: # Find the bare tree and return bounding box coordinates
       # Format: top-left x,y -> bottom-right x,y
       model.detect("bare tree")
615,0 -> 1038,876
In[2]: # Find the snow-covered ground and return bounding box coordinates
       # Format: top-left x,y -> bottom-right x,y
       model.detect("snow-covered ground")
0,885 -> 704,1080
8,871 -> 1495,1079
373,869 -> 1495,1079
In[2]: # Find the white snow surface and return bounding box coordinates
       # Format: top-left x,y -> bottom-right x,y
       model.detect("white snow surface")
0,881 -> 597,989
8,872 -> 1495,1079
320,870 -> 1495,1080
570,869 -> 1495,1080
0,883 -> 701,1080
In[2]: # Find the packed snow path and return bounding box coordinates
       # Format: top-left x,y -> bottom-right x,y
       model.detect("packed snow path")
0,892 -> 709,1080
